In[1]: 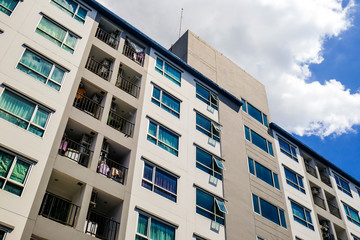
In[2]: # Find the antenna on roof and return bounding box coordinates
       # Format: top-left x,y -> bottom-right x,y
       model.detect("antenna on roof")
178,8 -> 184,39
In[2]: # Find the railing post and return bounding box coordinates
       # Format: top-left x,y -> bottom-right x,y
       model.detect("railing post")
75,184 -> 93,232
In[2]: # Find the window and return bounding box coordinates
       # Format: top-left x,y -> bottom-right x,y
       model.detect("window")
248,158 -> 279,189
147,120 -> 179,156
252,194 -> 286,228
17,48 -> 67,91
0,147 -> 35,196
196,187 -> 227,225
244,126 -> 273,156
278,137 -> 297,161
50,0 -> 87,23
257,237 -> 265,240
0,0 -> 19,15
142,162 -> 178,202
136,212 -> 175,240
155,57 -> 181,86
36,16 -> 79,54
352,234 -> 360,240
193,234 -> 207,240
290,200 -> 314,230
343,202 -> 360,226
0,88 -> 52,137
196,112 -> 221,142
151,85 -> 180,118
356,188 -> 360,198
284,167 -> 305,193
241,99 -> 268,126
196,83 -> 218,110
196,146 -> 224,180
334,174 -> 352,197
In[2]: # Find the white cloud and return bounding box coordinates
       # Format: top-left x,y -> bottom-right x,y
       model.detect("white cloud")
97,0 -> 360,138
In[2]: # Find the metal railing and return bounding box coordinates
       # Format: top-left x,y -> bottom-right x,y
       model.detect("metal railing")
58,136 -> 93,167
73,93 -> 103,119
320,173 -> 332,187
313,195 -> 326,210
305,163 -> 318,178
39,192 -> 80,227
122,44 -> 145,66
95,27 -> 119,49
107,110 -> 134,137
85,210 -> 120,240
97,155 -> 128,185
322,233 -> 335,240
115,75 -> 140,98
85,57 -> 113,81
328,202 -> 341,219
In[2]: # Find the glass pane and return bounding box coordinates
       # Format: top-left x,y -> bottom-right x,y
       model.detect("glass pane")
0,109 -> 28,129
150,218 -> 175,240
251,130 -> 267,152
0,0 -> 19,15
32,108 -> 49,128
143,163 -> 153,181
263,114 -> 268,126
162,93 -> 180,113
244,126 -> 250,140
0,178 -> 4,188
196,189 -> 214,212
0,90 -> 35,121
291,202 -> 305,221
279,138 -> 291,153
273,173 -> 280,189
9,160 -> 30,184
268,142 -> 274,156
53,0 -> 77,14
216,199 -> 228,214
148,122 -> 157,137
305,210 -> 312,224
196,114 -> 211,132
28,125 -> 45,137
155,168 -> 177,194
214,158 -> 224,169
152,87 -> 161,100
47,81 -> 61,91
196,84 -> 210,104
0,150 -> 14,177
255,162 -> 273,186
252,194 -> 260,214
260,198 -> 280,225
248,103 -> 262,124
19,50 -> 53,78
248,158 -> 255,175
156,58 -> 163,70
285,168 -> 298,185
50,67 -> 65,85
241,99 -> 247,112
164,63 -> 181,82
158,127 -> 178,150
76,7 -> 87,19
17,64 -> 48,84
37,17 -> 66,42
279,210 -> 287,228
4,182 -> 23,196
137,214 -> 148,236
65,33 -> 77,49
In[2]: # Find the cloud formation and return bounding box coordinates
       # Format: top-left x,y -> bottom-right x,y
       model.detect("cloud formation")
97,0 -> 360,138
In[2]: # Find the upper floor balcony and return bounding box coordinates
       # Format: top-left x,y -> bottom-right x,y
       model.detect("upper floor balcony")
325,192 -> 341,219
107,97 -> 136,137
311,185 -> 326,210
116,64 -> 141,98
304,156 -> 318,178
318,163 -> 332,187
85,47 -> 114,81
122,37 -> 145,66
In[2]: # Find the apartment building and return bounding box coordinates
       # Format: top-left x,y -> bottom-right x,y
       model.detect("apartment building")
0,0 -> 359,240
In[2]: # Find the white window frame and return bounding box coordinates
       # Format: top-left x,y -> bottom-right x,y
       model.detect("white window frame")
155,56 -> 182,86
147,119 -> 179,156
50,0 -> 88,23
151,84 -> 181,118
278,136 -> 298,161
196,111 -> 221,142
196,82 -> 219,110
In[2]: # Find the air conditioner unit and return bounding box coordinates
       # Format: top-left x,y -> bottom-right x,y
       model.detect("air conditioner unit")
208,137 -> 216,147
311,187 -> 319,195
210,220 -> 220,232
209,175 -> 218,186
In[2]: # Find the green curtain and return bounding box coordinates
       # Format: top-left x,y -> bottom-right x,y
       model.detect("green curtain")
150,218 -> 175,240
4,182 -> 22,196
64,33 -> 77,49
33,108 -> 49,128
136,214 -> 148,236
37,17 -> 66,45
0,0 -> 19,15
0,90 -> 35,128
0,151 -> 14,178
19,50 -> 53,82
53,0 -> 77,14
9,160 -> 30,184
28,125 -> 44,137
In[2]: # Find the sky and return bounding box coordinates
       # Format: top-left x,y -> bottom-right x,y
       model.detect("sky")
96,0 -> 360,180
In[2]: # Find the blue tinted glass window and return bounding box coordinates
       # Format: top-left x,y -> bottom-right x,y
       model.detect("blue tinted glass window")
0,0 -> 19,16
196,83 -> 218,110
196,188 -> 225,225
51,0 -> 87,23
279,210 -> 287,228
196,113 -> 220,142
252,194 -> 286,228
244,126 -> 250,140
247,103 -> 262,124
278,137 -> 297,161
241,99 -> 247,112
343,203 -> 360,226
147,121 -> 179,156
136,213 -> 175,240
291,201 -> 314,230
284,167 -> 305,193
263,114 -> 268,126
155,57 -> 181,86
151,85 -> 180,118
248,158 -> 255,175
335,175 -> 352,197
252,194 -> 260,214
273,173 -> 280,190
255,162 -> 273,186
196,147 -> 223,180
251,130 -> 267,152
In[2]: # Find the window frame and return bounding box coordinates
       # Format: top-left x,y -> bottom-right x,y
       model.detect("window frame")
241,98 -> 268,126
252,193 -> 287,228
244,126 -> 274,156
155,57 -> 182,86
151,84 -> 181,118
195,145 -> 224,180
278,136 -> 298,161
141,161 -> 178,202
196,112 -> 221,142
0,0 -> 19,16
147,119 -> 179,156
290,200 -> 314,230
0,87 -> 53,137
352,234 -> 360,240
248,157 -> 279,189
343,202 -> 360,226
284,166 -> 305,193
135,211 -> 176,240
195,82 -> 219,110
334,174 -> 352,197
36,15 -> 80,54
17,47 -> 68,91
195,187 -> 228,225
50,0 -> 88,23
0,147 -> 35,197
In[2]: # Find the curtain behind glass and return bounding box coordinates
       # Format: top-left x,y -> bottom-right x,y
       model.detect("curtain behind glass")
0,151 -> 14,178
158,127 -> 178,150
9,160 -> 30,184
150,218 -> 175,240
37,17 -> 66,44
0,90 -> 35,122
0,0 -> 18,15
164,63 -> 180,82
19,50 -> 53,79
291,202 -> 305,220
162,93 -> 179,112
32,108 -> 49,128
137,214 -> 148,236
255,162 -> 273,185
260,198 -> 280,225
155,169 -> 176,194
54,0 -> 77,14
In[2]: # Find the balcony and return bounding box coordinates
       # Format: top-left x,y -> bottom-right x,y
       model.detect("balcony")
107,98 -> 136,137
317,163 -> 332,187
73,82 -> 105,119
59,135 -> 93,167
116,64 -> 141,98
305,162 -> 317,178
328,202 -> 341,219
85,57 -> 113,81
97,156 -> 127,184
320,173 -> 332,187
39,192 -> 80,227
122,38 -> 145,66
95,27 -> 120,49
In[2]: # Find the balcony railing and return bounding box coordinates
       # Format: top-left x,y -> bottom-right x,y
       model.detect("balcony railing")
85,57 -> 113,81
107,110 -> 134,137
115,75 -> 140,98
320,173 -> 332,187
95,27 -> 119,49
97,156 -> 128,185
73,93 -> 103,119
39,192 -> 80,227
85,210 -> 120,240
328,202 -> 341,219
305,163 -> 317,178
58,136 -> 92,167
322,233 -> 335,240
313,195 -> 326,210
122,44 -> 145,66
